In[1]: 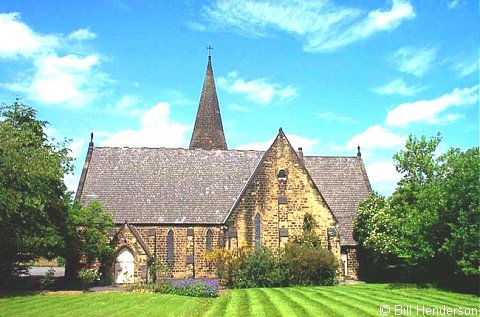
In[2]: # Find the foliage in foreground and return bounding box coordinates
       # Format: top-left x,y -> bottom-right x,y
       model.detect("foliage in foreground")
354,134 -> 479,291
77,267 -> 101,288
207,232 -> 338,288
64,201 -> 114,280
129,279 -> 220,297
0,100 -> 114,284
0,101 -> 72,279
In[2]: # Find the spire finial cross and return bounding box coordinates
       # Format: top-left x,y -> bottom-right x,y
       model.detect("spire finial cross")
207,44 -> 214,57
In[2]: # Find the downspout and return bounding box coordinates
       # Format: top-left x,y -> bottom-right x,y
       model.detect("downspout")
192,229 -> 196,279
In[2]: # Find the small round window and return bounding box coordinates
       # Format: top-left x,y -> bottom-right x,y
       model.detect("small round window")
277,169 -> 287,180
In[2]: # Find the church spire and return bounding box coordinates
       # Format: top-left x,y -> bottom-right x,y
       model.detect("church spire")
189,51 -> 228,150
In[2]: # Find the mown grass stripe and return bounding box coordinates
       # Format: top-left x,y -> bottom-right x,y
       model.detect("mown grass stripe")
272,288 -> 313,317
324,286 -> 410,305
286,287 -> 344,317
223,289 -> 250,317
318,286 -> 427,309
18,296 -> 54,316
244,288 -> 264,317
338,283 -> 477,303
392,289 -> 480,308
250,288 -> 283,317
203,292 -> 231,317
326,285 -> 478,312
326,287 -> 390,307
304,287 -> 379,316
2,284 -> 478,317
340,286 -> 470,308
262,288 -> 302,317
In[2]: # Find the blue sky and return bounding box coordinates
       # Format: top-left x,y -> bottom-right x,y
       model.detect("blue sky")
0,0 -> 478,196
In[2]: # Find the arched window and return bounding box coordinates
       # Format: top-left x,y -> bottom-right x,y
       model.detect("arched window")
206,229 -> 213,252
167,230 -> 174,266
254,214 -> 261,248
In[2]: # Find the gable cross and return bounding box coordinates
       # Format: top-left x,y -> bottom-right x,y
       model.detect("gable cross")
207,44 -> 214,57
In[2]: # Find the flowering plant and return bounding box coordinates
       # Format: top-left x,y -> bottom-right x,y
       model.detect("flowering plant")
170,278 -> 219,297
78,267 -> 101,286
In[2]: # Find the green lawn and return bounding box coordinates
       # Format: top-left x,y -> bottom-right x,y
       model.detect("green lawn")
1,284 -> 478,317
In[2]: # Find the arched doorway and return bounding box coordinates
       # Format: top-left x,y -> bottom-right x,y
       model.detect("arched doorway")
115,249 -> 135,284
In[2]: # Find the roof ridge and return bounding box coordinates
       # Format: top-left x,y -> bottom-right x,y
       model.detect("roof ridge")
305,155 -> 359,158
94,146 -> 264,153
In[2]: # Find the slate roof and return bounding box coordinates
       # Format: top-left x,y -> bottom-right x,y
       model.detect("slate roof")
80,147 -> 263,224
189,56 -> 227,150
304,156 -> 372,246
79,147 -> 371,246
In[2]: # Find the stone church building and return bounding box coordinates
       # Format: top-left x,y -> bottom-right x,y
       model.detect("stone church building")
76,56 -> 372,283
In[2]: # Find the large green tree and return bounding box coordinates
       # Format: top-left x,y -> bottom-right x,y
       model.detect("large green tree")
354,134 -> 479,290
0,100 -> 72,278
64,201 -> 114,279
0,101 -> 114,283
436,147 -> 479,277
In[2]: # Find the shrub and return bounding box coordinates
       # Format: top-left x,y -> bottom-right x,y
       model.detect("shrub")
128,279 -> 218,297
153,282 -> 173,294
283,243 -> 338,286
170,279 -> 219,297
78,267 -> 100,289
40,267 -> 56,290
128,283 -> 154,292
234,247 -> 289,288
148,258 -> 170,283
57,257 -> 66,267
205,248 -> 242,287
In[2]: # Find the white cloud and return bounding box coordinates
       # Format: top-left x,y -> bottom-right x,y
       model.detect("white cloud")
102,102 -> 189,148
236,133 -> 318,153
200,0 -> 414,52
448,0 -> 465,9
346,125 -> 405,149
450,57 -> 478,78
365,160 -> 401,195
0,12 -> 57,58
67,28 -> 97,41
317,111 -> 356,123
186,21 -> 206,32
386,84 -> 479,127
3,53 -> 108,107
115,94 -> 140,110
228,103 -> 251,113
0,13 -> 109,107
373,78 -> 426,96
218,72 -> 297,105
390,46 -> 437,77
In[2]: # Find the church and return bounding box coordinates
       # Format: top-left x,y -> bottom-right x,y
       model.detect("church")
76,55 -> 372,283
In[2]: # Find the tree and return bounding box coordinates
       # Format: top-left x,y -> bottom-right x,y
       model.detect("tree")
354,192 -> 400,280
355,134 -> 479,291
0,100 -> 72,279
63,201 -> 114,280
436,148 -> 479,277
0,100 -> 115,284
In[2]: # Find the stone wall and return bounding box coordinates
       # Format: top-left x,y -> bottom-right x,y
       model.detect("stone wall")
111,224 -> 150,283
343,246 -> 359,279
226,131 -> 341,260
109,132 -> 352,283
111,224 -> 223,280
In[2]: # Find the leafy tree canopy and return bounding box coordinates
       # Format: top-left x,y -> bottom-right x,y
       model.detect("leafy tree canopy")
0,100 -> 72,277
354,134 -> 479,291
0,100 -> 114,282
